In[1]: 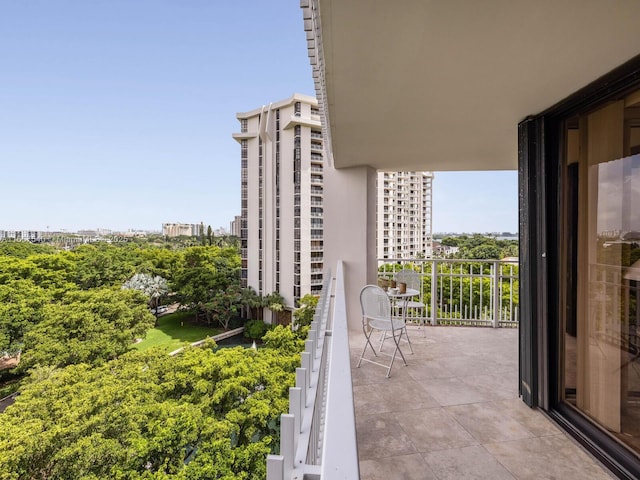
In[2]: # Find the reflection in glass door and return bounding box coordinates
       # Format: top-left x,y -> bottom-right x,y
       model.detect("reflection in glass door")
563,89 -> 640,456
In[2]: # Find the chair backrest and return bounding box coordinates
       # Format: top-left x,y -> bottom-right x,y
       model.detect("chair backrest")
360,285 -> 391,323
395,269 -> 421,291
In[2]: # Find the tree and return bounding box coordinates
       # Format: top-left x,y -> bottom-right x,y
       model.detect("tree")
263,292 -> 285,313
67,244 -> 139,289
292,294 -> 319,329
0,280 -> 51,355
204,284 -> 241,330
123,273 -> 170,322
19,288 -> 155,370
172,246 -> 240,321
263,292 -> 287,324
0,255 -> 75,294
0,330 -> 304,479
207,225 -> 213,246
0,241 -> 55,258
240,287 -> 263,320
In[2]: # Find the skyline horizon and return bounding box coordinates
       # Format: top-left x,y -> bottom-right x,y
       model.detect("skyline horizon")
0,222 -> 520,237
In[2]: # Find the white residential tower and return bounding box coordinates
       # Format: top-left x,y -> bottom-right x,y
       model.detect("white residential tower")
233,94 -> 324,318
377,171 -> 434,259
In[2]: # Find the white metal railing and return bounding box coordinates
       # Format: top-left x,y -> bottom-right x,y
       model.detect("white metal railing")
267,261 -> 358,480
377,258 -> 519,327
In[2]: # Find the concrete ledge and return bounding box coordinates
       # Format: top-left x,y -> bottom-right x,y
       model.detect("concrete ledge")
169,327 -> 245,356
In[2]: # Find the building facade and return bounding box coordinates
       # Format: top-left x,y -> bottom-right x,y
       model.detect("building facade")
229,215 -> 241,237
302,1 -> 640,476
377,171 -> 433,259
233,94 -> 324,314
162,223 -> 199,238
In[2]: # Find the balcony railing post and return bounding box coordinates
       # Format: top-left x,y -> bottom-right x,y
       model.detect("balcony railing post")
301,350 -> 312,386
430,259 -> 438,325
266,455 -> 284,480
289,387 -> 302,439
280,414 -> 295,478
296,367 -> 307,408
492,261 -> 500,328
305,338 -> 314,364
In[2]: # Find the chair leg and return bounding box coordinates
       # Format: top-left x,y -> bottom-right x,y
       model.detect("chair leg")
357,326 -> 378,368
403,326 -> 414,354
385,329 -> 408,377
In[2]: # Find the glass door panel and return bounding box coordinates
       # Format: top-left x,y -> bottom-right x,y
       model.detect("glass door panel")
563,90 -> 640,455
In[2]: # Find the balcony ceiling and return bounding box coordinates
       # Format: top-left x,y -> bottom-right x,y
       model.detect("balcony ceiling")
312,0 -> 640,171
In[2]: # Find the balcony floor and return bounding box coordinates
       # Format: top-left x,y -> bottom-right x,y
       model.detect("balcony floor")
349,326 -> 615,480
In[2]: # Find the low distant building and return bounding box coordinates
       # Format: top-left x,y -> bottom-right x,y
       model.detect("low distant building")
162,223 -> 200,238
432,241 -> 459,258
0,230 -> 41,242
230,215 -> 241,237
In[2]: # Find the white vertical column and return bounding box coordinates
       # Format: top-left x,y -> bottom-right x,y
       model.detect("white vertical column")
323,165 -> 377,331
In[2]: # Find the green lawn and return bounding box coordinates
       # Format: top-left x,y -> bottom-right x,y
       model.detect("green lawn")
132,311 -> 223,352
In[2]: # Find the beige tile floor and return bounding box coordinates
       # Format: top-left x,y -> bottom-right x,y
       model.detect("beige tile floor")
350,326 -> 615,480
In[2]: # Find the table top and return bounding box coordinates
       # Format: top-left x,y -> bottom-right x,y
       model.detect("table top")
386,288 -> 419,298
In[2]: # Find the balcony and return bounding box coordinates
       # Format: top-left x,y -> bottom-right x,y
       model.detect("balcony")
267,261 -> 613,479
349,328 -> 612,479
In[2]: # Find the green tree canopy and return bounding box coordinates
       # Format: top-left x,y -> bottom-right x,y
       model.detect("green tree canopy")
0,280 -> 51,355
0,241 -> 55,258
20,288 -> 155,370
0,327 -> 303,479
172,246 -> 240,321
293,293 -> 319,328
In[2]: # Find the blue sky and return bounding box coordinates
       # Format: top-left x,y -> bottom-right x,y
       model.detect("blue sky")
0,1 -> 517,234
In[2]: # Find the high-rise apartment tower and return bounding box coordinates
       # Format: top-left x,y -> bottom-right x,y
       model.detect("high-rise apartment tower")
233,94 -> 324,316
377,171 -> 434,259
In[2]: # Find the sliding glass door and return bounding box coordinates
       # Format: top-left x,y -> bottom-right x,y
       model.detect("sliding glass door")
561,89 -> 640,456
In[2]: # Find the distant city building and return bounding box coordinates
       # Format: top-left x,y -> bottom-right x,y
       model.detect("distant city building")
233,93 -> 323,318
377,171 -> 434,259
432,240 -> 459,258
0,230 -> 41,242
230,215 -> 241,237
162,223 -> 200,238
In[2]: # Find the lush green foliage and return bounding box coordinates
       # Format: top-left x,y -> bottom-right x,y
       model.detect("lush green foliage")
123,272 -> 170,316
0,326 -> 304,479
0,241 -> 55,258
0,241 -> 242,361
293,293 -> 319,328
439,234 -> 518,260
0,280 -> 52,354
20,288 -> 155,370
0,240 -> 302,478
244,319 -> 271,340
172,246 -> 241,325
